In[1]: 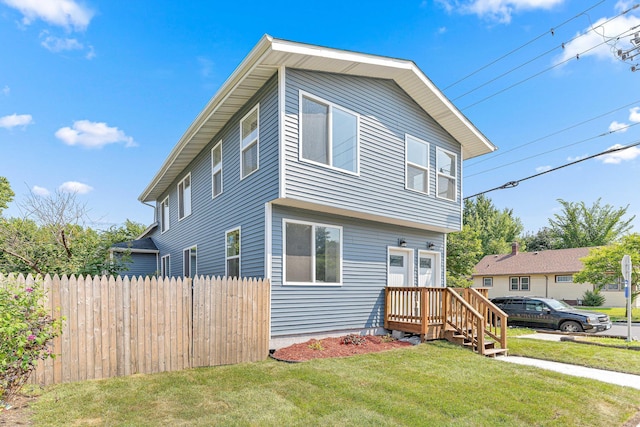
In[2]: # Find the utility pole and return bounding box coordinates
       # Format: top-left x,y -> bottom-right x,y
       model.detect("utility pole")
616,31 -> 640,72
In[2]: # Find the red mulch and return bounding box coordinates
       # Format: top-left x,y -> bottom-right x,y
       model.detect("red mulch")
271,335 -> 412,362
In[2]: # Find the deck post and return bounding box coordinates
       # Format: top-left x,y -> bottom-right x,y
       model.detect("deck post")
420,288 -> 428,341
384,287 -> 390,330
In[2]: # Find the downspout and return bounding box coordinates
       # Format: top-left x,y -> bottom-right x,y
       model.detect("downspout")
545,275 -> 549,298
142,201 -> 157,223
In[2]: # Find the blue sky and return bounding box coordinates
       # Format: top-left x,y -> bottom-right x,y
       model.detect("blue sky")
1,0 -> 639,234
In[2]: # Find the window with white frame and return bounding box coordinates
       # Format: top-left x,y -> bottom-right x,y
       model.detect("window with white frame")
483,277 -> 493,287
161,255 -> 170,278
284,220 -> 341,284
406,135 -> 429,193
183,246 -> 197,278
300,93 -> 358,174
555,275 -> 573,283
510,276 -> 530,291
211,141 -> 223,198
160,197 -> 170,233
240,105 -> 259,178
436,148 -> 457,201
226,228 -> 240,278
178,173 -> 192,220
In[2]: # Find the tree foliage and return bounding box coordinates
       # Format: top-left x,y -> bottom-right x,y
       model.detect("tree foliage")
463,195 -> 524,256
446,225 -> 482,287
549,198 -> 635,249
521,227 -> 559,252
0,176 -> 14,215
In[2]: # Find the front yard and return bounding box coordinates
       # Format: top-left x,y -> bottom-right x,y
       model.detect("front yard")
23,334 -> 640,426
577,307 -> 640,322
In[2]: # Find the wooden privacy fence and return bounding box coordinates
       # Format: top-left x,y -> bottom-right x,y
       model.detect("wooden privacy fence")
0,274 -> 270,386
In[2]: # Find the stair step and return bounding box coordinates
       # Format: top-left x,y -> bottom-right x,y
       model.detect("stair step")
483,348 -> 508,357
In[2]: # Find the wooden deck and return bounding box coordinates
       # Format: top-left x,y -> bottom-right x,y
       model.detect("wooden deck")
384,287 -> 508,356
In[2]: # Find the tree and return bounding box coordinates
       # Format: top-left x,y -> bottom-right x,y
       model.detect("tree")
0,177 -> 14,215
574,234 -> 640,313
446,225 -> 482,287
463,195 -> 524,256
549,198 -> 635,249
521,227 -> 559,251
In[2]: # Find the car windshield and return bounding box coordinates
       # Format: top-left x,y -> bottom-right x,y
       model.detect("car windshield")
545,299 -> 572,310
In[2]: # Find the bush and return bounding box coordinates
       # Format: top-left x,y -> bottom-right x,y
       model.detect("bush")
0,278 -> 63,402
582,289 -> 606,307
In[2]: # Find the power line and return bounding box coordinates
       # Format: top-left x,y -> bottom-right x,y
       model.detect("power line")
463,141 -> 640,200
465,121 -> 640,178
465,98 -> 640,168
443,0 -> 608,91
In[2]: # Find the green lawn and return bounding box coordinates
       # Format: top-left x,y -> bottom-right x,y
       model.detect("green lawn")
29,341 -> 640,426
577,306 -> 640,322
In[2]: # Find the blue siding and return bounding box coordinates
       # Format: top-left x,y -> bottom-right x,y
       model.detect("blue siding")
270,205 -> 445,337
118,252 -> 157,278
284,69 -> 463,232
148,75 -> 280,278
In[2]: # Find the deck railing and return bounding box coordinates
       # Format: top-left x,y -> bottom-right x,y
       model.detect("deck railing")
443,288 -> 484,353
462,287 -> 508,350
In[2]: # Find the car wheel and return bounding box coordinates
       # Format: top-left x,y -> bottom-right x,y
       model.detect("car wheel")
560,321 -> 583,333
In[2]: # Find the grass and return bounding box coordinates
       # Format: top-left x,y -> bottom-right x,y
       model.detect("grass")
570,336 -> 640,349
29,342 -> 640,426
576,306 -> 640,322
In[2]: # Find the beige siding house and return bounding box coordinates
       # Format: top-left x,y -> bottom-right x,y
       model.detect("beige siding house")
472,243 -> 638,308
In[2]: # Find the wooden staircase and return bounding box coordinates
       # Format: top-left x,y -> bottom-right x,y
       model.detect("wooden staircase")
443,328 -> 507,357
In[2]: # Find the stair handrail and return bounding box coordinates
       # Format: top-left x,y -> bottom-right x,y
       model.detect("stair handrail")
444,288 -> 485,355
466,287 -> 508,351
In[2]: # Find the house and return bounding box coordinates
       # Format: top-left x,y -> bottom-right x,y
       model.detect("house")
472,242 -> 638,308
123,35 -> 496,347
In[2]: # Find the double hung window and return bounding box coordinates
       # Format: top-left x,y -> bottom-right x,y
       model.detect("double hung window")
285,220 -> 341,285
300,94 -> 358,174
483,277 -> 493,287
183,246 -> 197,278
436,148 -> 457,201
226,228 -> 240,278
241,106 -> 259,178
160,197 -> 170,233
211,141 -> 222,198
510,276 -> 530,291
178,173 -> 192,220
161,255 -> 170,278
406,135 -> 429,193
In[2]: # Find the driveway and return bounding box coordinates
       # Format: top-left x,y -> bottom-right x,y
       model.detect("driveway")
595,322 -> 640,339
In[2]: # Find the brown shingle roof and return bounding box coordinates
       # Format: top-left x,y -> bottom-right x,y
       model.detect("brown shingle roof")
472,247 -> 594,277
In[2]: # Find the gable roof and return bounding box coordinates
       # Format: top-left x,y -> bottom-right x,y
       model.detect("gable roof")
139,34 -> 496,203
472,247 -> 594,276
110,237 -> 159,254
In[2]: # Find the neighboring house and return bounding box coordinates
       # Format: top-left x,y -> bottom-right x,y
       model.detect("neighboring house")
109,237 -> 159,277
472,243 -> 638,308
121,35 -> 496,346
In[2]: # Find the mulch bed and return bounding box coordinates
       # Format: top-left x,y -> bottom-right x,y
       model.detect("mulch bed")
271,335 -> 413,362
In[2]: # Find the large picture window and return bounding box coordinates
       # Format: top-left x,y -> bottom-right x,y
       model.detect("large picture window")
285,220 -> 341,285
240,105 -> 259,178
160,196 -> 170,233
436,148 -> 457,201
406,135 -> 429,193
211,141 -> 223,198
178,173 -> 192,220
226,228 -> 240,278
300,93 -> 358,174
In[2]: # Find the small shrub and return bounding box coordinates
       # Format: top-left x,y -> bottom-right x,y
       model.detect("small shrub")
307,340 -> 324,351
582,290 -> 605,307
380,334 -> 396,343
342,334 -> 367,346
0,278 -> 63,402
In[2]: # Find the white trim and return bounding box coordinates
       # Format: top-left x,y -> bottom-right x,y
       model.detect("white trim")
183,245 -> 197,278
278,66 -> 286,199
161,254 -> 171,278
418,249 -> 441,287
160,196 -> 170,234
443,236 -> 448,286
211,140 -> 223,199
282,218 -> 343,286
225,227 -> 241,277
298,90 -> 360,176
265,203 -> 273,279
404,134 -> 430,195
240,104 -> 260,180
436,147 -> 458,202
177,172 -> 192,220
387,246 -> 415,287
110,248 -> 159,254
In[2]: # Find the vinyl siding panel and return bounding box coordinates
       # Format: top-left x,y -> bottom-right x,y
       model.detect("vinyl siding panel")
270,205 -> 445,337
284,69 -> 463,231
118,253 -> 157,278
148,75 -> 279,278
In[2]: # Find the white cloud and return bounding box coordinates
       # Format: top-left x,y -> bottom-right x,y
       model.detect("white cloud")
1,0 -> 94,31
437,27 -> 447,34
567,154 -> 588,162
609,121 -> 629,133
554,12 -> 640,65
59,181 -> 93,194
436,0 -> 565,23
0,113 -> 34,129
598,143 -> 640,164
40,33 -> 83,53
535,165 -> 552,173
55,120 -> 137,148
629,107 -> 640,123
1,86 -> 9,96
32,185 -> 50,196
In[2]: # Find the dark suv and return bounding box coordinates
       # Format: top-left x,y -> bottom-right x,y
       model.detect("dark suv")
491,296 -> 612,333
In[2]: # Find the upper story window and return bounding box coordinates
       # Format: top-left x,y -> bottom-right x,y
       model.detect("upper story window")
178,173 -> 192,220
300,92 -> 358,174
405,135 -> 429,194
211,141 -> 223,198
436,148 -> 457,201
160,196 -> 170,233
226,228 -> 241,278
240,105 -> 259,179
555,275 -> 573,283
